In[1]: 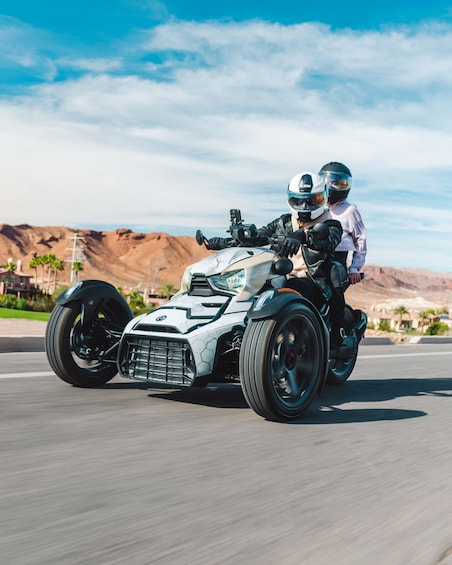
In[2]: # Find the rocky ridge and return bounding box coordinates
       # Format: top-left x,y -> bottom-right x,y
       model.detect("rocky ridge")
1,223 -> 451,311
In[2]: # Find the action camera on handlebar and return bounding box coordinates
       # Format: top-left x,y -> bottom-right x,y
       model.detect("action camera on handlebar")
228,209 -> 258,244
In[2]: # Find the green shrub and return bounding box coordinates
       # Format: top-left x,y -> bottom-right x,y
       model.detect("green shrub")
27,293 -> 56,312
0,295 -> 18,309
426,321 -> 449,335
16,298 -> 32,311
378,320 -> 391,332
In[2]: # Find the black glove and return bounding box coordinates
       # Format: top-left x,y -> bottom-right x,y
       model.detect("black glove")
253,229 -> 270,246
279,229 -> 306,258
206,237 -> 229,250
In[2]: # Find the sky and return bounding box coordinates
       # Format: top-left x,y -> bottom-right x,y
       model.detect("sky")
1,1 -> 452,272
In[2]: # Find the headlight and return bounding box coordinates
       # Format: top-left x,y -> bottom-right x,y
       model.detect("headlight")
179,266 -> 193,294
210,269 -> 245,294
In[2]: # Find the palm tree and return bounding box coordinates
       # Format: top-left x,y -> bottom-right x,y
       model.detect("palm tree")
50,256 -> 65,290
72,260 -> 84,282
36,254 -> 49,290
45,254 -> 57,291
393,305 -> 409,330
158,283 -> 177,299
418,311 -> 429,334
128,289 -> 145,312
29,256 -> 39,284
1,260 -> 17,273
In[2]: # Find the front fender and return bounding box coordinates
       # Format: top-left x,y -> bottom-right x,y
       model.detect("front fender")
56,280 -> 133,327
247,289 -> 330,394
248,290 -> 315,321
248,289 -> 329,344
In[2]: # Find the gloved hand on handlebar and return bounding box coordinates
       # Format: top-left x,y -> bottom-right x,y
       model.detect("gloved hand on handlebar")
253,229 -> 271,246
279,229 -> 306,257
206,237 -> 229,250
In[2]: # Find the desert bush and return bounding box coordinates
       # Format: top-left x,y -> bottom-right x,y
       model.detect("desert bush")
27,287 -> 68,312
26,295 -> 53,312
378,320 -> 391,332
426,321 -> 449,335
0,294 -> 18,309
16,298 -> 32,311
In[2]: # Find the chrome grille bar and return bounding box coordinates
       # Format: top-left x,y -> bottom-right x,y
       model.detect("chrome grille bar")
120,336 -> 195,385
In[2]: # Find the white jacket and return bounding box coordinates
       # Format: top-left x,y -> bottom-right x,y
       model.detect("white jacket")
328,200 -> 367,273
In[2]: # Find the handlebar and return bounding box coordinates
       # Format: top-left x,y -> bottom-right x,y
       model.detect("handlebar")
196,209 -> 328,251
197,209 -> 277,250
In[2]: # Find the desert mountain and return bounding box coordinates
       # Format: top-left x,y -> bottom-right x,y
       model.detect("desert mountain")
1,223 -> 451,311
0,223 -> 210,293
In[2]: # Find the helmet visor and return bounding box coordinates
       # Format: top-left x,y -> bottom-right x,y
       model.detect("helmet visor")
288,192 -> 326,211
321,172 -> 352,191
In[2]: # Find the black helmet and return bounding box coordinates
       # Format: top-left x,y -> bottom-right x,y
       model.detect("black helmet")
319,162 -> 352,204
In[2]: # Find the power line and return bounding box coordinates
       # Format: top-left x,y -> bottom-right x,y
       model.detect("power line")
65,233 -> 85,283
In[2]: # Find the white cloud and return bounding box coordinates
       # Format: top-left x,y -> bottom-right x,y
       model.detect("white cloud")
0,16 -> 57,80
56,57 -> 123,73
0,18 -> 452,269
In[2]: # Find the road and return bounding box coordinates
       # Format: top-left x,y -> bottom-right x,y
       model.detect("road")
1,344 -> 451,565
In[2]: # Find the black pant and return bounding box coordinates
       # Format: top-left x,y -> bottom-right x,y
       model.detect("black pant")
285,277 -> 345,344
334,251 -> 348,268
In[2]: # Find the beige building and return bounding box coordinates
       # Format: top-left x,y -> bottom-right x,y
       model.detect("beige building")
0,260 -> 34,297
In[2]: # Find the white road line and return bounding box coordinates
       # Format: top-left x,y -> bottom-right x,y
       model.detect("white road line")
359,351 -> 452,360
1,351 -> 46,355
1,350 -> 452,377
0,372 -> 55,379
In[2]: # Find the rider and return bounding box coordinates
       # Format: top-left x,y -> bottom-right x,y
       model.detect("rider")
318,162 -> 367,285
257,171 -> 346,352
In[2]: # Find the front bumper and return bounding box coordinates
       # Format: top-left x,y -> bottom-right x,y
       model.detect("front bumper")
117,293 -> 250,385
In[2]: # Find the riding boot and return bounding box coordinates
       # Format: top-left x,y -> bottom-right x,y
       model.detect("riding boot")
330,327 -> 345,357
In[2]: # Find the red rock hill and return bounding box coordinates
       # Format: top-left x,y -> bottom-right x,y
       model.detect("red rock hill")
1,223 -> 451,310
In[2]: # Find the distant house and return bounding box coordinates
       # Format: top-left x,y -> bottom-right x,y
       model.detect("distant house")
436,315 -> 452,330
367,309 -> 421,332
0,260 -> 34,297
366,308 -> 452,334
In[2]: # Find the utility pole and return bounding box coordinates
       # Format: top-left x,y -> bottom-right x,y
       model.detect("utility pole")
66,233 -> 85,283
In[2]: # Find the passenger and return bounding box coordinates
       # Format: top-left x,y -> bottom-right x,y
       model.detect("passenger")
319,162 -> 367,285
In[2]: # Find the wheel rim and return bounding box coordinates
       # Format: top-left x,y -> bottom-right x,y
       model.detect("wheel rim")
67,309 -> 121,374
268,314 -> 321,410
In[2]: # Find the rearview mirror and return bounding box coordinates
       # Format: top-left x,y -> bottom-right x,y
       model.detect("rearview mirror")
195,229 -> 205,246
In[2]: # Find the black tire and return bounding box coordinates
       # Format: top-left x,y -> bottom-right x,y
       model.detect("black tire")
239,303 -> 327,421
45,300 -> 131,387
327,305 -> 358,385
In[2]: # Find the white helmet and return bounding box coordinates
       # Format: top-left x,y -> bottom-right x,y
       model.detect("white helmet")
287,171 -> 327,222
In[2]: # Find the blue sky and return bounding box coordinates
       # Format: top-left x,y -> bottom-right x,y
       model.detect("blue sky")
1,1 -> 452,272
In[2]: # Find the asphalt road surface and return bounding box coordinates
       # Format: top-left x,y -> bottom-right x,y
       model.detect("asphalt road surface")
1,344 -> 451,565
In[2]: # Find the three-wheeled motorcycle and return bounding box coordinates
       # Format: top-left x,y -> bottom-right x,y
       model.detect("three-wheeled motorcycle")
45,210 -> 367,421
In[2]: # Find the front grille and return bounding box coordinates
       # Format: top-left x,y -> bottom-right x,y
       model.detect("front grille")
134,323 -> 180,333
119,336 -> 195,385
190,274 -> 214,296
